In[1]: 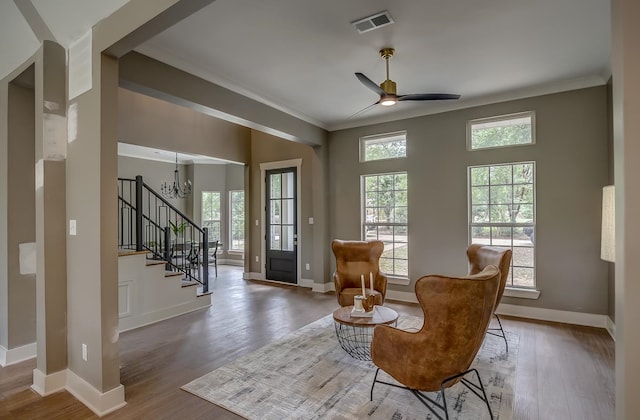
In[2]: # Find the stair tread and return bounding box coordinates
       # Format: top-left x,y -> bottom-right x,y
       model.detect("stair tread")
182,281 -> 199,288
164,271 -> 182,278
197,290 -> 213,297
145,260 -> 166,267
118,250 -> 149,257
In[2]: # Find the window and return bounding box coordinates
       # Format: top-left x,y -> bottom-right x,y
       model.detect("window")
201,191 -> 221,240
467,111 -> 535,150
360,131 -> 407,162
362,172 -> 408,277
468,162 -> 535,288
229,190 -> 245,251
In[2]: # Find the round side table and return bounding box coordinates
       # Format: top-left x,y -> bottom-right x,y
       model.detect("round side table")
332,305 -> 399,361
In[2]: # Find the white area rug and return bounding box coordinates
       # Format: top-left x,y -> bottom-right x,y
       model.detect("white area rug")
182,315 -> 517,419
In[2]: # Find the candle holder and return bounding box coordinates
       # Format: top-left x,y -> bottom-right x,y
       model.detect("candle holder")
351,295 -> 374,318
362,293 -> 375,312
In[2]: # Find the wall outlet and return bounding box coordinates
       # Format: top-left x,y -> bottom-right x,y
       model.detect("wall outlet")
308,217 -> 314,225
69,220 -> 77,236
255,256 -> 259,262
305,263 -> 310,270
82,343 -> 88,361
255,219 -> 259,226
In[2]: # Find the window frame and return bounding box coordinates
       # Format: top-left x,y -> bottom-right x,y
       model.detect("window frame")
228,190 -> 245,252
468,161 -> 536,290
467,111 -> 536,151
359,130 -> 407,162
201,191 -> 221,241
361,171 -> 409,279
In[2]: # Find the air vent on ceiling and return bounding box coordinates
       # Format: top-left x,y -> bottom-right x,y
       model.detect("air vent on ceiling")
351,11 -> 394,34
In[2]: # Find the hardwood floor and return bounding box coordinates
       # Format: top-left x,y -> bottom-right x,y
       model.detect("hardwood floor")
0,265 -> 614,419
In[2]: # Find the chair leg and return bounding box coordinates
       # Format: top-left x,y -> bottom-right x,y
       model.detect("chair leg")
370,368 -> 380,401
486,313 -> 508,353
214,258 -> 218,277
494,314 -> 508,353
442,368 -> 494,420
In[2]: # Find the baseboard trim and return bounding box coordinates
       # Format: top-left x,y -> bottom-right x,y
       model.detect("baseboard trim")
0,342 -> 36,366
218,259 -> 243,267
32,368 -> 67,396
496,303 -> 608,328
118,298 -> 211,333
300,278 -> 314,288
386,290 -> 419,303
312,282 -> 335,293
66,369 -> 126,416
606,316 -> 616,341
243,271 -> 265,281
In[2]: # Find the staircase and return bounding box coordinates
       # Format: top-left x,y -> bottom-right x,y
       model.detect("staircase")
117,176 -> 212,331
117,250 -> 211,332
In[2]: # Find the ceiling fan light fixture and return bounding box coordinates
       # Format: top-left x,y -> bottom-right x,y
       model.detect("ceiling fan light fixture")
380,96 -> 397,106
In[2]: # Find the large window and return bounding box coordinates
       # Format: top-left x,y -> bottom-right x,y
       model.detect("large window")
467,111 -> 535,150
359,131 -> 406,162
362,172 -> 408,277
201,191 -> 221,240
468,162 -> 535,288
229,190 -> 245,251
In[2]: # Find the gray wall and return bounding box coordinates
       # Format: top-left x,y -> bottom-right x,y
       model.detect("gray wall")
329,86 -> 609,314
118,155 -> 190,216
118,87 -> 252,165
606,79 -> 615,321
4,82 -> 36,348
249,130 -> 316,280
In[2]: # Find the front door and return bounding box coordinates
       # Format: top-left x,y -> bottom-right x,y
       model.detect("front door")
265,167 -> 297,283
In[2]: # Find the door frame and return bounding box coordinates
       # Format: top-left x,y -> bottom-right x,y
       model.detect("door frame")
259,158 -> 302,284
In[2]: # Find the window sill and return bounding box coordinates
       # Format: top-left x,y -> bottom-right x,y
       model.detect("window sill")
504,287 -> 540,300
227,250 -> 243,255
387,276 -> 411,286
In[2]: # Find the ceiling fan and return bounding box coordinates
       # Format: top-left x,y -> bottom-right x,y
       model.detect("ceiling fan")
355,48 -> 461,109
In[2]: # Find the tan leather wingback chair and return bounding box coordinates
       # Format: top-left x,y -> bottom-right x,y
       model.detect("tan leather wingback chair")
331,239 -> 388,307
467,244 -> 513,352
370,266 -> 500,419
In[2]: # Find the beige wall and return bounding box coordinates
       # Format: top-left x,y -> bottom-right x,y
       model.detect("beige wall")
249,130 -> 316,279
118,88 -> 252,164
7,83 -> 36,348
329,86 -> 609,314
0,83 -> 36,349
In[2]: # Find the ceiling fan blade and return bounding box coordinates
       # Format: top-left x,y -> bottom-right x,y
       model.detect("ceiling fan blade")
348,101 -> 380,119
398,93 -> 461,101
355,73 -> 386,96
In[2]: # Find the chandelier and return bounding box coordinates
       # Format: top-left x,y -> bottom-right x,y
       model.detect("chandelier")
161,153 -> 192,199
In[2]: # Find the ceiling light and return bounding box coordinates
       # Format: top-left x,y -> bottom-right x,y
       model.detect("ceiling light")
380,96 -> 397,106
161,153 -> 192,199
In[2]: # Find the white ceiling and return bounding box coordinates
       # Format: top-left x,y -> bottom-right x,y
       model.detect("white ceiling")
137,0 -> 611,130
2,0 -> 611,132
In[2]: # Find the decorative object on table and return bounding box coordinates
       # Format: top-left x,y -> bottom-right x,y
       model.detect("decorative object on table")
161,152 -> 192,199
182,313 -> 516,419
334,305 -> 398,359
370,266 -> 501,420
332,239 -> 387,307
467,244 -> 513,352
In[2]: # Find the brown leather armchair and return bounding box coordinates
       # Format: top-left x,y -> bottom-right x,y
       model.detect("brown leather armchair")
467,244 -> 513,352
370,266 -> 501,419
331,239 -> 388,307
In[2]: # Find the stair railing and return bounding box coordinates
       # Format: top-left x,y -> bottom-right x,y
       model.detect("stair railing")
118,176 -> 209,293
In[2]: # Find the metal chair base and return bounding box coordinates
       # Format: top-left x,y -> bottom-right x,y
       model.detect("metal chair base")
486,313 -> 508,353
370,367 -> 494,420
